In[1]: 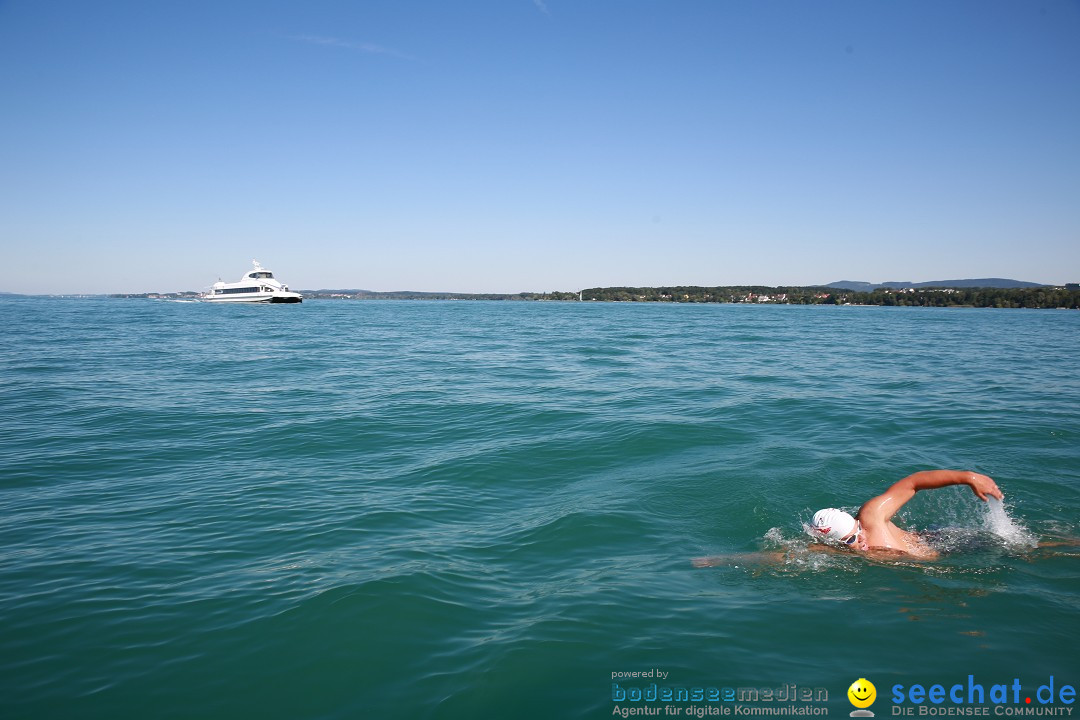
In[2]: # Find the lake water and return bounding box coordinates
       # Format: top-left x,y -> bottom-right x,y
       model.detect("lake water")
1,298 -> 1078,719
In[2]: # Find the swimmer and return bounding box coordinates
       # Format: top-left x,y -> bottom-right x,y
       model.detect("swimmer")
692,470 -> 1004,567
810,470 -> 1003,560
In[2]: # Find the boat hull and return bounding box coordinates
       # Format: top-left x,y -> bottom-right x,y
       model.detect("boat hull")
203,292 -> 303,303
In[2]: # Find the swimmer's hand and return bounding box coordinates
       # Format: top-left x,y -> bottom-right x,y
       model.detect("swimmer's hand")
967,472 -> 1003,501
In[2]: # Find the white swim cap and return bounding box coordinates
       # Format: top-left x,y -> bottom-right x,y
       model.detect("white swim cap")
812,508 -> 857,542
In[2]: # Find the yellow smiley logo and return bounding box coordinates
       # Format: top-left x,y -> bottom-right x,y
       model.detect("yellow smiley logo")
848,678 -> 876,709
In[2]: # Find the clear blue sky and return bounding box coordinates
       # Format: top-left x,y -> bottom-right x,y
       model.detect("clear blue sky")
2,0 -> 1078,294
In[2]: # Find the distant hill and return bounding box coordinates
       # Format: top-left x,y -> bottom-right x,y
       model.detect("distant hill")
826,279 -> 1047,292
825,281 -> 879,292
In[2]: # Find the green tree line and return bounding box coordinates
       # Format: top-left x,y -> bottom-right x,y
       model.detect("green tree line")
579,286 -> 1080,309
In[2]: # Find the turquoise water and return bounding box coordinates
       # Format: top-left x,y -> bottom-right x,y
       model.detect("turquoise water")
1,298 -> 1078,719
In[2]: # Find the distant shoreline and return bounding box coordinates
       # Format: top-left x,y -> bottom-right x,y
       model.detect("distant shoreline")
2,284 -> 1073,309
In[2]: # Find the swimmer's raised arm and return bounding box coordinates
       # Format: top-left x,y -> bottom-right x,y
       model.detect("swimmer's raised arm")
859,470 -> 1003,526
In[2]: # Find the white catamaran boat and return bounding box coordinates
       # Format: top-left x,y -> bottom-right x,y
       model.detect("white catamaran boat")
203,260 -> 303,303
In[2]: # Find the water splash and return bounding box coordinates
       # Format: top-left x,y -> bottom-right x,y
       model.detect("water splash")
982,497 -> 1038,549
764,527 -> 787,546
